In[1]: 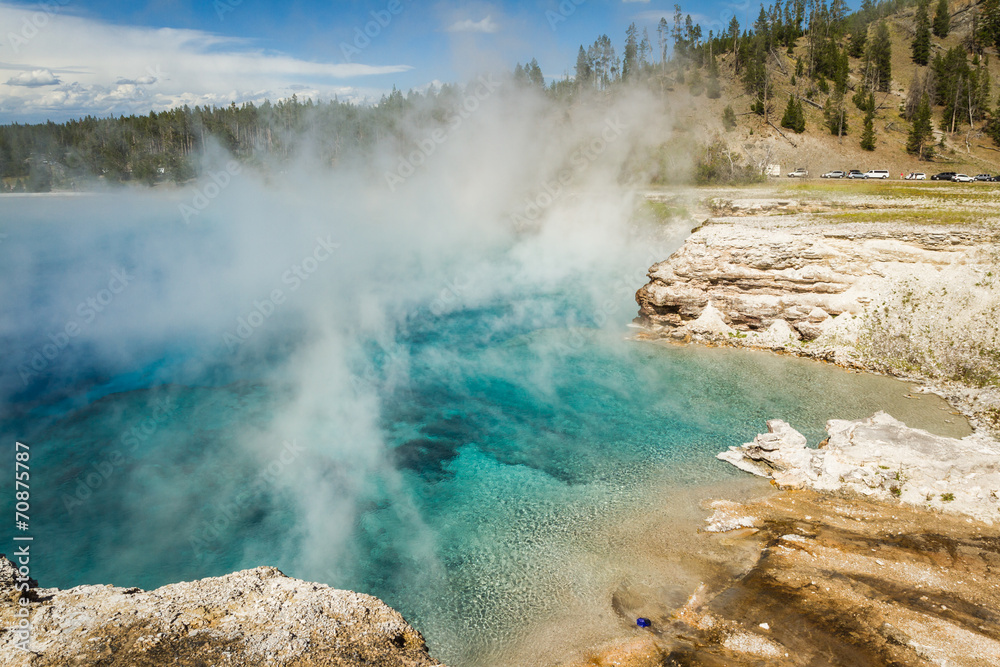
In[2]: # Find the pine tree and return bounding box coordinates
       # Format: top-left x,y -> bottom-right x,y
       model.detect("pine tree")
639,28 -> 652,70
824,95 -> 849,135
869,21 -> 893,92
933,0 -> 951,38
722,105 -> 738,130
904,71 -> 925,120
527,59 -> 544,87
912,1 -> 932,66
986,94 -> 1000,146
743,37 -> 771,118
907,93 -> 934,158
848,20 -> 868,58
860,107 -> 876,150
781,95 -> 799,131
834,48 -> 850,95
981,0 -> 1000,52
706,52 -> 722,98
979,58 -> 992,117
623,22 -> 639,80
575,46 -> 592,88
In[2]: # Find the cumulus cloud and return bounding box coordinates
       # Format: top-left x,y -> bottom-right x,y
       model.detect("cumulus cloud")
115,75 -> 159,86
445,16 -> 499,33
0,3 -> 412,121
5,69 -> 60,87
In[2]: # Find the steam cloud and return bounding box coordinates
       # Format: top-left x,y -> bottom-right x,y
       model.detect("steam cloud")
0,79 -> 688,664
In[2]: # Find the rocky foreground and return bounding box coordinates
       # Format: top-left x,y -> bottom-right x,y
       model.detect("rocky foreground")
595,489 -> 1000,667
0,558 -> 442,666
562,414 -> 1000,667
635,208 -> 1000,435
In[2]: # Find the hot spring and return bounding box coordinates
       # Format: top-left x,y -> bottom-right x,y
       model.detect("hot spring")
0,171 -> 964,665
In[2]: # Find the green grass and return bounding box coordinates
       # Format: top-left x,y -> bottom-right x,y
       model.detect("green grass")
774,179 -> 1000,199
821,209 -> 990,225
639,199 -> 690,223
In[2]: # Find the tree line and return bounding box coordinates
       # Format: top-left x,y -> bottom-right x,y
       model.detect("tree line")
7,0 -> 1000,190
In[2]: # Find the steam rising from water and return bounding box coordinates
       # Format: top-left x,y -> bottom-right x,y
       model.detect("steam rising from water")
0,84 -> 688,662
0,84 -> 962,665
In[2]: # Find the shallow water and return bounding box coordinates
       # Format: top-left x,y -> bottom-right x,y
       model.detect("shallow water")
0,191 -> 966,666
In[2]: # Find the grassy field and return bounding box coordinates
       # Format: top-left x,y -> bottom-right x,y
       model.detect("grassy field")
824,209 -> 988,225
772,178 -> 1000,198
653,178 -> 1000,227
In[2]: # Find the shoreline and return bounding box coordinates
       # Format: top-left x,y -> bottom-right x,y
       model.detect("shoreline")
589,189 -> 1000,665
632,330 -> 990,440
634,206 -> 1000,442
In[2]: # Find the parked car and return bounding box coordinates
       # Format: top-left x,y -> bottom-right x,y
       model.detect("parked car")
931,172 -> 957,181
953,173 -> 974,182
787,167 -> 808,177
821,170 -> 845,178
864,169 -> 890,179
905,172 -> 926,180
847,170 -> 865,179
975,174 -> 993,181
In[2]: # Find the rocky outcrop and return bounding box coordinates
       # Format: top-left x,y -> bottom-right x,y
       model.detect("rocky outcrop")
635,219 -> 1000,433
563,489 -> 1000,666
0,558 -> 443,667
673,491 -> 1000,666
718,412 -> 1000,523
636,221 -> 994,349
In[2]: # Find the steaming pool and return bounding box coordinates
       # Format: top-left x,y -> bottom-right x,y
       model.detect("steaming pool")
0,191 -> 966,666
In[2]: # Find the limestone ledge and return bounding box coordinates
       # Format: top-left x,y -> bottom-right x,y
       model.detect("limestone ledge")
635,220 -> 1000,436
0,558 -> 443,667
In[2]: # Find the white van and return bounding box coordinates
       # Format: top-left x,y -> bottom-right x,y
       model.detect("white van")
864,169 -> 890,179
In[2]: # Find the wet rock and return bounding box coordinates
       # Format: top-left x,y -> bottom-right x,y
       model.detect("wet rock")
718,412 -> 1000,523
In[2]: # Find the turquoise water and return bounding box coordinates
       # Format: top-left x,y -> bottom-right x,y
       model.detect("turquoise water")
0,190 -> 959,666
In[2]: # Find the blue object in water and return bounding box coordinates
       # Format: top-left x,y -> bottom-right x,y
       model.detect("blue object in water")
636,617 -> 651,628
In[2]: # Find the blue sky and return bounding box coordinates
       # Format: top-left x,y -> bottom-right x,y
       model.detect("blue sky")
0,0 -> 765,123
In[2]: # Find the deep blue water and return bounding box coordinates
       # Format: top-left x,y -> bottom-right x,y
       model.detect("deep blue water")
0,190 -> 957,666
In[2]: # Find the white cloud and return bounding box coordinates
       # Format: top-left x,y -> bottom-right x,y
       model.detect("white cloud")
0,3 -> 412,121
445,16 -> 499,33
5,69 -> 60,87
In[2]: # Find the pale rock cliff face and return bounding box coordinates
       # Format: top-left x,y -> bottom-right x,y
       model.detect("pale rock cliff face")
718,412 -> 1000,523
635,219 -> 1000,432
0,558 -> 443,667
